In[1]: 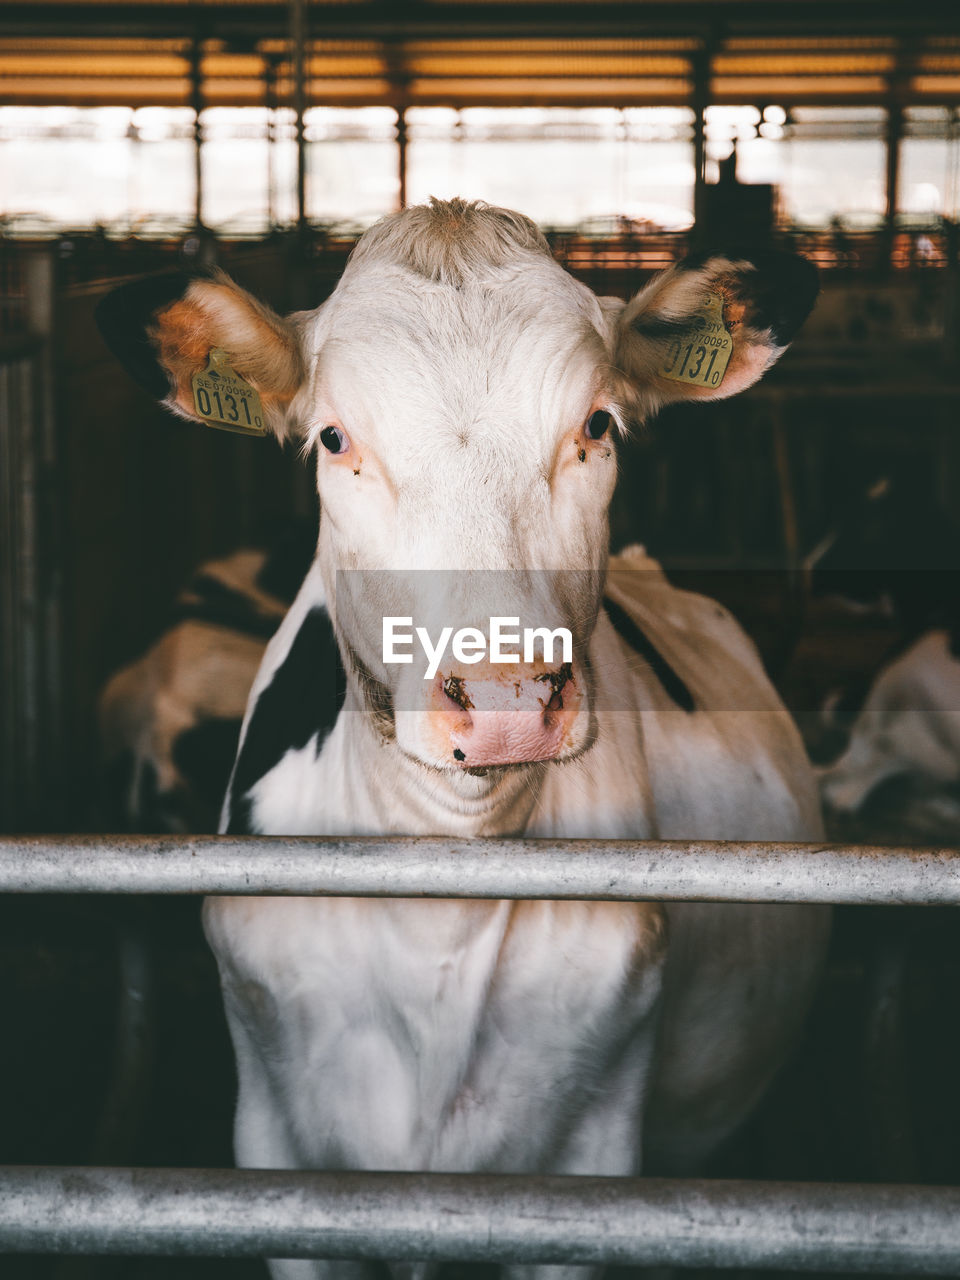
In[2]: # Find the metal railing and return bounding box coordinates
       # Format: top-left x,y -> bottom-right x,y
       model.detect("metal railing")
1,835 -> 958,1271
1,835 -> 959,904
3,1166 -> 960,1273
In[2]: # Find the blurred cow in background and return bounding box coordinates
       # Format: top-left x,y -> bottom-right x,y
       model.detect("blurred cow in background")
99,520 -> 315,832
810,475 -> 960,825
819,629 -> 960,821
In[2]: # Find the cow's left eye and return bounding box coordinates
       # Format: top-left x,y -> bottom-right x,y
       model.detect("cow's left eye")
585,410 -> 611,439
319,425 -> 349,454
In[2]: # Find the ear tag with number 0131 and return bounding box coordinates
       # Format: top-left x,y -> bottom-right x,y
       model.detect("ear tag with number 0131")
659,293 -> 733,390
191,348 -> 267,438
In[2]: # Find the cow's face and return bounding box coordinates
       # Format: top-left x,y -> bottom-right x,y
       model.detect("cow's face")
299,226 -> 620,770
98,200 -> 817,775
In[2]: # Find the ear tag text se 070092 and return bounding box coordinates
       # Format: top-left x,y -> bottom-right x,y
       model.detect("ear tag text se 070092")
191,348 -> 267,438
659,293 -> 733,390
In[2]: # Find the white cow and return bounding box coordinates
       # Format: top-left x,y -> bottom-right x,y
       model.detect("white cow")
97,199 -> 829,1280
820,628 -> 960,818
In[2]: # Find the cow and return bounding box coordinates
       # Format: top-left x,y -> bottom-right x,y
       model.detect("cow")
97,198 -> 829,1280
806,474 -> 960,821
819,628 -> 960,821
98,522 -> 315,832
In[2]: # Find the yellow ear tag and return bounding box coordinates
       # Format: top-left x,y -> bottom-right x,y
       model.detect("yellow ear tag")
191,348 -> 267,438
659,293 -> 733,390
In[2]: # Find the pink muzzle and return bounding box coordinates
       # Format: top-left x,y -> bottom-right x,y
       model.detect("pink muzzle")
429,662 -> 581,767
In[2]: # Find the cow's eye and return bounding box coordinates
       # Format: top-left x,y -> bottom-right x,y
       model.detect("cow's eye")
585,410 -> 611,440
319,424 -> 349,454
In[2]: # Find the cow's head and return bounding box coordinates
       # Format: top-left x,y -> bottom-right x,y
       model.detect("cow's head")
98,199 -> 817,775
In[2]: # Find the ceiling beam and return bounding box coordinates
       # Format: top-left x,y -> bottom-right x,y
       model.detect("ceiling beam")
0,3 -> 958,43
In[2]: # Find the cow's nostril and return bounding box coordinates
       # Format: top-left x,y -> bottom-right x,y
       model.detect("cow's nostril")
443,674 -> 474,711
535,662 -> 574,711
453,748 -> 466,761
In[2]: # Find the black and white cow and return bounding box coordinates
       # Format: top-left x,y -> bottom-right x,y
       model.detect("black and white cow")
98,199 -> 828,1280
808,475 -> 960,818
98,523 -> 315,832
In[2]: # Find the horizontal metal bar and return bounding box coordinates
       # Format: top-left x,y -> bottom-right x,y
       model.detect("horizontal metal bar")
0,835 -> 958,904
2,1167 -> 959,1271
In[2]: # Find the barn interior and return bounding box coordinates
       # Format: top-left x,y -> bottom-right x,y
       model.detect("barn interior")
1,1 -> 959,1276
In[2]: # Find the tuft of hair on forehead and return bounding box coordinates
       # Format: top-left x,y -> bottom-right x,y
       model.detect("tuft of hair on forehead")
348,197 -> 553,287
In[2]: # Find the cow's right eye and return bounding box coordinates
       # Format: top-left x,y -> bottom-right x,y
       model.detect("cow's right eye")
585,410 -> 611,439
319,425 -> 349,454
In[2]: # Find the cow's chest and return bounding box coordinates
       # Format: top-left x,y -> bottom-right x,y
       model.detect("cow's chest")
204,895 -> 666,1171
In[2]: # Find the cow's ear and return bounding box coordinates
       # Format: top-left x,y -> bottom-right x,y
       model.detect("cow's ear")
95,271 -> 305,439
614,249 -> 818,421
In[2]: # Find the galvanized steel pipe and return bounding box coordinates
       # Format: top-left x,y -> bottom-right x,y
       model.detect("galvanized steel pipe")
1,1168 -> 959,1271
0,835 -> 958,904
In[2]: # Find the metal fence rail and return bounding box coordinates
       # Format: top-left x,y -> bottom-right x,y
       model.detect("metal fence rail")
1,834 -> 959,904
2,1167 -> 960,1273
